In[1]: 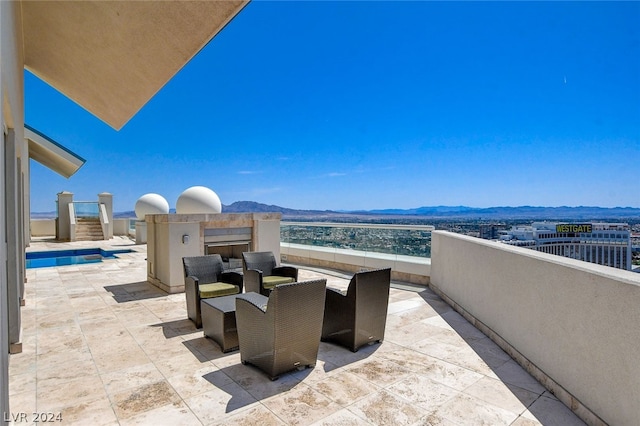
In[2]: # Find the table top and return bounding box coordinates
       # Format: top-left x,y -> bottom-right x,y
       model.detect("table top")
202,294 -> 240,313
203,292 -> 268,313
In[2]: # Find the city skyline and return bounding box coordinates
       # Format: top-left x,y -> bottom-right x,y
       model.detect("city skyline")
26,1 -> 640,213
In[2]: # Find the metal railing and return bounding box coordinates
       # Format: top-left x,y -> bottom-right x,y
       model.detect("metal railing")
281,222 -> 433,258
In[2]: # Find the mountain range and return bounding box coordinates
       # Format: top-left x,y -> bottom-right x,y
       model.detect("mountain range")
31,201 -> 640,221
221,202 -> 640,220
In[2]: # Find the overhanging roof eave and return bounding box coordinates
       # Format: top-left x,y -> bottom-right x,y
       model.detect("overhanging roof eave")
25,124 -> 86,178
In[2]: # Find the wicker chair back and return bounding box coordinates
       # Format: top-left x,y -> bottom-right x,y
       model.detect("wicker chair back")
242,251 -> 276,276
322,267 -> 391,352
236,279 -> 327,380
183,254 -> 224,283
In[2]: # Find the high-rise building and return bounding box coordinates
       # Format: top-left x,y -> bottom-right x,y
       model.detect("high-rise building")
499,222 -> 632,270
479,224 -> 503,240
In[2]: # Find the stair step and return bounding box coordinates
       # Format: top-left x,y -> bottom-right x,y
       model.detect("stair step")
75,217 -> 104,241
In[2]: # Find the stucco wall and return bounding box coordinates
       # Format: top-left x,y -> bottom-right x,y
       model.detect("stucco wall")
430,231 -> 640,426
254,217 -> 282,260
30,219 -> 56,236
30,218 -> 133,238
113,218 -> 132,237
1,0 -> 25,417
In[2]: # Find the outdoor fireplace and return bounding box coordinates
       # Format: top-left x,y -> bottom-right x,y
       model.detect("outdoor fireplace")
145,213 -> 281,293
205,243 -> 250,270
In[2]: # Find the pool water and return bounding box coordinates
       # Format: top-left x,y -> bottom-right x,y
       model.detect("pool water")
26,248 -> 134,269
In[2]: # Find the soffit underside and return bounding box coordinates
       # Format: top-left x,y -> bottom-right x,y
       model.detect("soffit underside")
25,125 -> 86,178
22,1 -> 248,130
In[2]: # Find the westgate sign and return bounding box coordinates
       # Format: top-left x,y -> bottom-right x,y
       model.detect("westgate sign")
556,223 -> 592,233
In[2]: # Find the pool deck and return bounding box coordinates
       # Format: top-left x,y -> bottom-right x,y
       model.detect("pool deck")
10,237 -> 586,425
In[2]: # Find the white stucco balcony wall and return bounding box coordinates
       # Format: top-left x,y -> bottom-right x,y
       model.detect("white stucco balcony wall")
430,230 -> 640,426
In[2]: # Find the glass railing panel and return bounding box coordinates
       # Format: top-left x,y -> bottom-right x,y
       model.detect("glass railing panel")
72,202 -> 100,218
281,222 -> 432,259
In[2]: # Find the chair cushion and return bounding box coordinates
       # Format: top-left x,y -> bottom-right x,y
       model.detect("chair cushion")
199,282 -> 239,298
262,276 -> 295,289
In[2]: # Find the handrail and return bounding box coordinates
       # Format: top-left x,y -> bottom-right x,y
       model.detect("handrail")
68,203 -> 76,242
99,203 -> 109,240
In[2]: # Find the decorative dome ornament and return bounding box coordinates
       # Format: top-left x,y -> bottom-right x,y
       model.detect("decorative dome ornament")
176,186 -> 222,214
134,193 -> 170,220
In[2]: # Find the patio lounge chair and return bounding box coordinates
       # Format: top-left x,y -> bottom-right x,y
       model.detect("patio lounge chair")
183,254 -> 243,328
236,279 -> 327,380
321,268 -> 391,352
242,251 -> 298,296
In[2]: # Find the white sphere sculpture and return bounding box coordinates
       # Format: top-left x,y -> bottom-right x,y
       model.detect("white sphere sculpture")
176,186 -> 222,214
134,193 -> 170,220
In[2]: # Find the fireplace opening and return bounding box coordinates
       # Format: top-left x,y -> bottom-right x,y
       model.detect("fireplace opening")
205,243 -> 250,271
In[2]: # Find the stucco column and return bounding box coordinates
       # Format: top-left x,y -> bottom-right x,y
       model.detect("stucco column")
98,192 -> 113,239
253,214 -> 282,260
56,191 -> 73,241
135,220 -> 147,244
5,128 -> 22,353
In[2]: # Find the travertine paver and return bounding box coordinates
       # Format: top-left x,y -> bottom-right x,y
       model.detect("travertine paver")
8,237 -> 586,425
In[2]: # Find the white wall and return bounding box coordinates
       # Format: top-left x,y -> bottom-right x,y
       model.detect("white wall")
151,220 -> 200,293
30,218 -> 133,238
113,218 -> 132,237
30,219 -> 56,236
430,231 -> 640,426
1,0 -> 25,417
254,217 -> 281,260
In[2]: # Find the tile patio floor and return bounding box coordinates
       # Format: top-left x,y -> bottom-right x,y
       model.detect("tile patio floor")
9,237 -> 586,425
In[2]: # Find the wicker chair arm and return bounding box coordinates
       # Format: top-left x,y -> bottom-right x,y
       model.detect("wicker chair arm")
243,269 -> 263,294
236,294 -> 269,347
273,266 -> 298,280
326,286 -> 347,297
325,286 -> 350,310
321,284 -> 352,343
220,271 -> 244,292
184,276 -> 201,328
237,292 -> 269,313
236,292 -> 273,372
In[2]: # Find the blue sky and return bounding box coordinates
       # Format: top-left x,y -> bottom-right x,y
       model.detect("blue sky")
27,1 -> 640,213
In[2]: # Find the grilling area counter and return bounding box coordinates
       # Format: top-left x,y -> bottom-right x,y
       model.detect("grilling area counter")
146,213 -> 282,293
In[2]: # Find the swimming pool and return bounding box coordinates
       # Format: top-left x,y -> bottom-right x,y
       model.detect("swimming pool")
26,248 -> 134,269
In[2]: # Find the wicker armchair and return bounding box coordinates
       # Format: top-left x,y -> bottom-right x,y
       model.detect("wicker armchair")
183,255 -> 243,328
236,279 -> 327,380
242,251 -> 298,296
321,268 -> 391,352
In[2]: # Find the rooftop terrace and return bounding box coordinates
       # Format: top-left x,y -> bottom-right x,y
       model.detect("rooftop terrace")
11,237 -> 585,425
